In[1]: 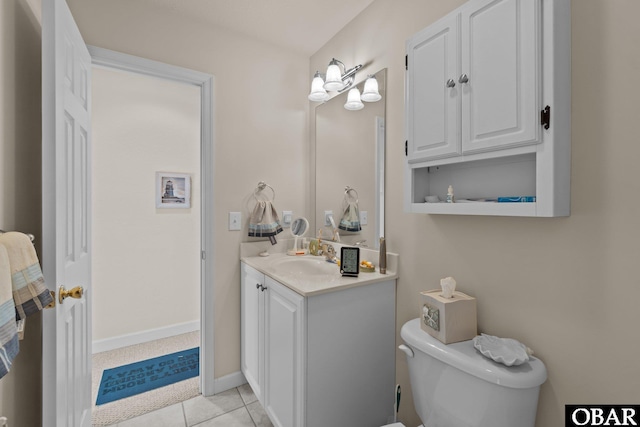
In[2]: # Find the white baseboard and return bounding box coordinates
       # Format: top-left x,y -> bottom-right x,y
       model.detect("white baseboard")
92,320 -> 200,354
211,370 -> 247,396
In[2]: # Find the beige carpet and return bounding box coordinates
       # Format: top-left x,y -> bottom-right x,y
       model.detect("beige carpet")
91,331 -> 200,426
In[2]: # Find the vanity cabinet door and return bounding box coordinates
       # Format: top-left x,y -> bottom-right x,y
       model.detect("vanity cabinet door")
240,263 -> 265,402
406,12 -> 460,163
460,0 -> 541,154
264,276 -> 305,427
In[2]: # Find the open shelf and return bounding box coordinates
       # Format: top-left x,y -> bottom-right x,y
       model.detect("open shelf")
408,154 -> 542,216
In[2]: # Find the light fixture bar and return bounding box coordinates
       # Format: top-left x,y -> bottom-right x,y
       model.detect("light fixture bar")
341,64 -> 362,82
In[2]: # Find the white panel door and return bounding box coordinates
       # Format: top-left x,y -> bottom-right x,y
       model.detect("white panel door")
42,0 -> 92,426
461,0 -> 540,154
406,12 -> 460,163
264,277 -> 305,427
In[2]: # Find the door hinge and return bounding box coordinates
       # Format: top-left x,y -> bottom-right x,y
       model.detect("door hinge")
201,250 -> 206,260
405,55 -> 408,70
541,105 -> 551,129
405,140 -> 408,156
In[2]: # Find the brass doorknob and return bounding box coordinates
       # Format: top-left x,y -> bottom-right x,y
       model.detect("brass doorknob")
58,285 -> 84,304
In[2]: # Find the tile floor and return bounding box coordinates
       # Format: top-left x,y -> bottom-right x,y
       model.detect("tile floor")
108,383 -> 273,427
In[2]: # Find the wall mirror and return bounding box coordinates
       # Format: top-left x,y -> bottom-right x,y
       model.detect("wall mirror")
314,68 -> 386,248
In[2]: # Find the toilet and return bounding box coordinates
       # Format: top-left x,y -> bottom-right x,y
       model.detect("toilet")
388,318 -> 547,427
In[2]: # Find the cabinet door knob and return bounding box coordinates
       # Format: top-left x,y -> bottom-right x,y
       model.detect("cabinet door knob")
446,79 -> 456,88
458,74 -> 469,84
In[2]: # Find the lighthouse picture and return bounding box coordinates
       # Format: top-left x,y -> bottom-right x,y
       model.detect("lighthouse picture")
156,172 -> 191,208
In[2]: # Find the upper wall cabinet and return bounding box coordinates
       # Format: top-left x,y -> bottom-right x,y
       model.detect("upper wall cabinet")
404,0 -> 571,217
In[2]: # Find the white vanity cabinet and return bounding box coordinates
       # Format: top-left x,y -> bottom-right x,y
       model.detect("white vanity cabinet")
240,262 -> 396,427
405,0 -> 571,217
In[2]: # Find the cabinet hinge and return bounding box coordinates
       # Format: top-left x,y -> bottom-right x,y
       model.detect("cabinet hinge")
405,55 -> 408,70
201,250 -> 206,260
541,105 -> 551,130
405,141 -> 408,156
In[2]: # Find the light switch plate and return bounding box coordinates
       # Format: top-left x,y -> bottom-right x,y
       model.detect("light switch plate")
229,212 -> 241,231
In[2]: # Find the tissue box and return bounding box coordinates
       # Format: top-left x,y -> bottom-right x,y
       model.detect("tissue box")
420,290 -> 477,344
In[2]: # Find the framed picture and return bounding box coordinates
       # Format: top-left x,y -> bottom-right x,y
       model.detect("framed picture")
156,172 -> 191,209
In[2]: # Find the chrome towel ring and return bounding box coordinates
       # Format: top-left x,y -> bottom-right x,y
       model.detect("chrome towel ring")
254,181 -> 276,202
0,229 -> 35,243
344,186 -> 359,203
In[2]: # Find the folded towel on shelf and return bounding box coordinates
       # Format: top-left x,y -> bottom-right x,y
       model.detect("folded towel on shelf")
0,245 -> 19,379
248,201 -> 283,245
338,201 -> 362,232
0,232 -> 53,320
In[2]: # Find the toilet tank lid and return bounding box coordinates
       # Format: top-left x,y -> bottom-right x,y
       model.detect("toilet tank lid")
401,319 -> 547,389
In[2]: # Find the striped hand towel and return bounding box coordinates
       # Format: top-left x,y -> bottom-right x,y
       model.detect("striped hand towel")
338,201 -> 362,232
248,201 -> 283,244
0,232 -> 53,320
0,245 -> 19,379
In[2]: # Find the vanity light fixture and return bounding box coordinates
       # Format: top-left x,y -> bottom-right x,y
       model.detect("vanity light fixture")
344,88 -> 364,111
308,71 -> 330,102
344,75 -> 381,110
361,75 -> 382,102
308,58 -> 362,102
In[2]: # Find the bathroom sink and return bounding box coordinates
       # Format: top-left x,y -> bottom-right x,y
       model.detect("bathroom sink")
269,256 -> 339,279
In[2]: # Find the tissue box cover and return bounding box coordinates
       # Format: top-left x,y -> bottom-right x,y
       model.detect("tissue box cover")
420,290 -> 477,344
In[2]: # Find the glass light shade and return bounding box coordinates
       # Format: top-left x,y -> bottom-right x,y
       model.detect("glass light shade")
344,88 -> 364,111
361,76 -> 382,102
324,63 -> 345,92
308,75 -> 329,102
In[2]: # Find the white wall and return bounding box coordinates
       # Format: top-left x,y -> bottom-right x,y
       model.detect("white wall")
311,1 -> 640,426
0,0 -> 43,424
91,67 -> 201,344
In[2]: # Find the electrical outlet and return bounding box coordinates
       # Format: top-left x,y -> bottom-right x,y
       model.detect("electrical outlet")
282,211 -> 293,228
324,210 -> 333,226
229,212 -> 241,231
360,211 -> 368,225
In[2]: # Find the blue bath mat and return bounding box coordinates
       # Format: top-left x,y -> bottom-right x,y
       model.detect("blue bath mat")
96,347 -> 199,405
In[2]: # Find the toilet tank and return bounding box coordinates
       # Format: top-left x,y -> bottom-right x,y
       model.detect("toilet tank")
400,319 -> 547,427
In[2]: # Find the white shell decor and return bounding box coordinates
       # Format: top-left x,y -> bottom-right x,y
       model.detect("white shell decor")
473,334 -> 533,367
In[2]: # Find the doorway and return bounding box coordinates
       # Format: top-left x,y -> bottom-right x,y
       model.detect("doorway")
88,47 -> 215,423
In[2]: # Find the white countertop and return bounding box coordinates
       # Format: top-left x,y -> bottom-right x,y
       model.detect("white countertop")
241,240 -> 399,297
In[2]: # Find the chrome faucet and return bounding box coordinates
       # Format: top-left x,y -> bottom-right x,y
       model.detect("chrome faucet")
322,243 -> 337,262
